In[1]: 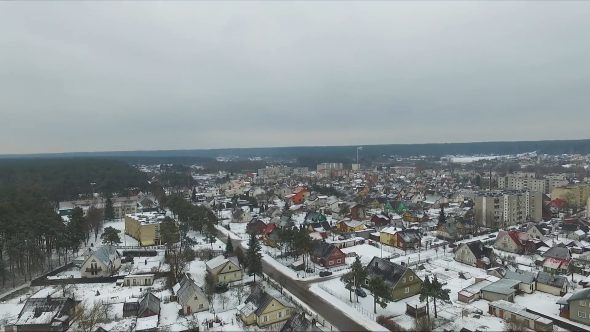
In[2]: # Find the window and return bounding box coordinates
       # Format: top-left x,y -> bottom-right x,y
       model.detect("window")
199,303 -> 204,309
582,301 -> 587,307
278,311 -> 282,318
578,311 -> 587,318
145,279 -> 150,285
263,315 -> 268,322
365,279 -> 369,285
409,276 -> 413,281
404,287 -> 409,293
329,260 -> 333,265
337,259 -> 341,264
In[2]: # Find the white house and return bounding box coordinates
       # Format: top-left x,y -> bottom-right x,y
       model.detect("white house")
175,273 -> 209,315
81,246 -> 121,278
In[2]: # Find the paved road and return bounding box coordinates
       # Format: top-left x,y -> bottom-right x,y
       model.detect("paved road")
261,259 -> 367,332
216,229 -> 368,332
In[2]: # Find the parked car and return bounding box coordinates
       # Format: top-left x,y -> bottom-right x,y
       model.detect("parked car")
355,287 -> 367,297
319,271 -> 333,277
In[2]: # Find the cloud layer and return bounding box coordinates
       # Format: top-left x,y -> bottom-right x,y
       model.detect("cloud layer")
1,2 -> 589,154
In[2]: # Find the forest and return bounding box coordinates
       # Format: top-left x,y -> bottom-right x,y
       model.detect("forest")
0,158 -> 151,291
3,138 -> 589,167
0,158 -> 149,201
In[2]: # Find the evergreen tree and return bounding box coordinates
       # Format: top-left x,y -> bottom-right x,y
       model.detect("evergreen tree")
160,217 -> 179,248
100,226 -> 121,245
246,233 -> 262,283
351,256 -> 367,288
438,205 -> 446,225
225,235 -> 234,255
369,276 -> 391,314
104,195 -> 115,221
419,275 -> 433,318
431,276 -> 451,318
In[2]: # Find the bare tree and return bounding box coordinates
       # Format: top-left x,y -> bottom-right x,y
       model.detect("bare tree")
74,301 -> 111,332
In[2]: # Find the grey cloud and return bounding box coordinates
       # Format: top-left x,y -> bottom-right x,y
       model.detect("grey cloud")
1,1 -> 589,153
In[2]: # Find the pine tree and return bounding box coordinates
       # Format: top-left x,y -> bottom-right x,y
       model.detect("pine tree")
369,276 -> 391,314
246,233 -> 262,283
431,276 -> 451,318
104,195 -> 115,221
438,205 -> 446,225
160,217 -> 179,248
100,226 -> 121,245
225,235 -> 234,255
419,275 -> 433,318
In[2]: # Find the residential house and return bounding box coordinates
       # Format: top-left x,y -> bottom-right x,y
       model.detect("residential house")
350,204 -> 366,220
370,214 -> 391,228
336,219 -> 366,233
494,230 -> 534,254
457,275 -> 499,303
542,246 -> 571,275
10,296 -> 79,332
364,257 -> 423,301
138,292 -> 161,318
280,312 -> 319,332
526,224 -> 546,239
80,245 -> 121,278
247,219 -> 267,235
504,270 -> 536,294
261,223 -> 279,247
488,300 -> 553,332
289,187 -> 309,205
124,274 -> 154,287
304,211 -> 327,223
537,271 -> 569,296
123,300 -> 140,317
454,241 -> 494,268
563,288 -> 590,325
310,242 -> 346,268
384,200 -> 409,215
175,273 -> 209,315
379,227 -> 421,250
206,255 -> 242,284
238,286 -> 293,328
480,278 -> 521,302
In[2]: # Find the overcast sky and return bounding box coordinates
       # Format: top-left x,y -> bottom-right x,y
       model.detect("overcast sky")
1,2 -> 589,154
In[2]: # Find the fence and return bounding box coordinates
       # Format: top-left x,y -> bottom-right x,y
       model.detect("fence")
317,283 -> 375,321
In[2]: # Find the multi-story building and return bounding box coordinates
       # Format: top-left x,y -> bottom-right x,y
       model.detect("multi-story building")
498,174 -> 549,194
551,183 -> 590,209
124,212 -> 168,246
316,163 -> 346,177
474,190 -> 542,228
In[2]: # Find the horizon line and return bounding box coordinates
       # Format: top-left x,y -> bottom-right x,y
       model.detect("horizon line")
1,137 -> 589,158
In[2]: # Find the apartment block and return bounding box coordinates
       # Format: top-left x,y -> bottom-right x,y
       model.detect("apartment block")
125,212 -> 168,246
551,183 -> 590,209
474,190 -> 543,228
498,175 -> 548,194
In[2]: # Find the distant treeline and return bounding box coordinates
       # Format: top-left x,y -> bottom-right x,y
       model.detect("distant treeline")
1,138 -> 590,167
0,158 -> 149,201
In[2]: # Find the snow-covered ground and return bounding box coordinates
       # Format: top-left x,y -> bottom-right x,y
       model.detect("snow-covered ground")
309,256 -> 511,332
101,219 -> 139,247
